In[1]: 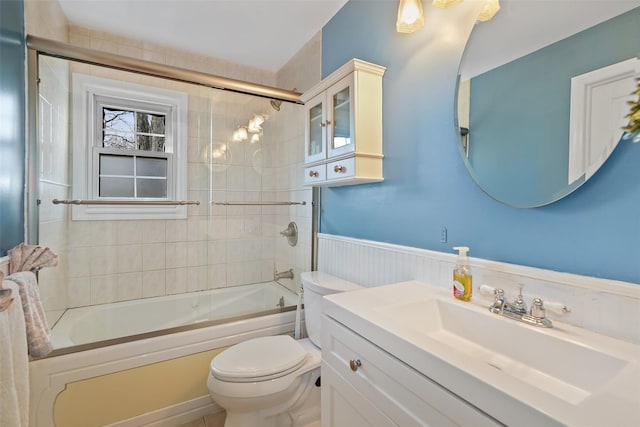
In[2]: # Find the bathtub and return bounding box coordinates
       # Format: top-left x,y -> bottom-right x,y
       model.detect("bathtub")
30,282 -> 301,427
50,281 -> 299,349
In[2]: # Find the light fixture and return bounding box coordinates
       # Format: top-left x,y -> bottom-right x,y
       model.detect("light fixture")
433,0 -> 462,9
248,114 -> 266,133
250,134 -> 261,144
478,0 -> 500,22
232,126 -> 248,142
396,0 -> 425,34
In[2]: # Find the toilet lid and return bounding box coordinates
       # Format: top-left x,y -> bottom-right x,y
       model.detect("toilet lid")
211,335 -> 307,382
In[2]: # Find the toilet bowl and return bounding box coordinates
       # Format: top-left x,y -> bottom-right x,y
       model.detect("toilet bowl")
207,272 -> 362,427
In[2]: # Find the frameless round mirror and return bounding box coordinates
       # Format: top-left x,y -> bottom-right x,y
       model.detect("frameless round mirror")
456,1 -> 640,208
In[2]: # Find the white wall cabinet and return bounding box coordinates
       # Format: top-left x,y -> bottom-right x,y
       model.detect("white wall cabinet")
301,59 -> 386,187
321,315 -> 502,427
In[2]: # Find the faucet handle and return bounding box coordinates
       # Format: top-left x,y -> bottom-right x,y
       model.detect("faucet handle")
512,285 -> 527,312
489,288 -> 505,313
530,298 -> 546,319
479,284 -> 497,295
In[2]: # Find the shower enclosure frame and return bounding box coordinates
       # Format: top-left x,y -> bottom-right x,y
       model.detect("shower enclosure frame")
25,34 -> 323,355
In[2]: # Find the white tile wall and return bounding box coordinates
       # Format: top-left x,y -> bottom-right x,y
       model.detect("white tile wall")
35,23 -> 317,315
318,233 -> 640,344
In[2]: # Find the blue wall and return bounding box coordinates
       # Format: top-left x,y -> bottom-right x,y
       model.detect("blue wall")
0,0 -> 26,256
469,9 -> 638,207
320,1 -> 640,284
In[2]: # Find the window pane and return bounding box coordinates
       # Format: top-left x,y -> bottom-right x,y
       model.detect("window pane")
136,112 -> 165,135
100,154 -> 134,176
137,135 -> 165,152
137,178 -> 167,198
103,130 -> 135,149
137,157 -> 167,177
100,177 -> 134,197
104,108 -> 134,130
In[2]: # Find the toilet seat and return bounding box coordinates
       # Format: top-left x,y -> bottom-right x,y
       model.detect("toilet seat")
211,335 -> 307,383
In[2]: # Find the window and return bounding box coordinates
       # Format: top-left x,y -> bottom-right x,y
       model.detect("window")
72,74 -> 187,220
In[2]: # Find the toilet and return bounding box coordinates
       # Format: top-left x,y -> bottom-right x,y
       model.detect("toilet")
207,272 -> 362,427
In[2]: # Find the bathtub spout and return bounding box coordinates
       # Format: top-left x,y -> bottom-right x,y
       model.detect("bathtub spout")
275,268 -> 294,281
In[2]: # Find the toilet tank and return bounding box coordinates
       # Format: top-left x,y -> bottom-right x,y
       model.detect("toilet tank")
301,272 -> 362,347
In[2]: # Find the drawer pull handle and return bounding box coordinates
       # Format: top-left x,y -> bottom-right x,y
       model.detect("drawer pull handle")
334,165 -> 346,173
309,170 -> 319,178
349,359 -> 362,372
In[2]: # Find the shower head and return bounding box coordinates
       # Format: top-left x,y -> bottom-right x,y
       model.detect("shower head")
269,89 -> 295,111
270,99 -> 282,111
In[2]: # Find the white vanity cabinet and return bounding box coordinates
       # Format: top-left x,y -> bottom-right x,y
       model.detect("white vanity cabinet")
321,315 -> 501,427
301,59 -> 385,187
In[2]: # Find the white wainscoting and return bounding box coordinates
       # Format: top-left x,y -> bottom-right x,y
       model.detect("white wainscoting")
317,233 -> 640,344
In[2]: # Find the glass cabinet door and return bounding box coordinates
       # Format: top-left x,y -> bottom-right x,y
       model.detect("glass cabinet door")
327,76 -> 354,158
332,86 -> 350,149
305,92 -> 327,164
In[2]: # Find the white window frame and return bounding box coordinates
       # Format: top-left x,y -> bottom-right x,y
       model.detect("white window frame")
72,73 -> 188,220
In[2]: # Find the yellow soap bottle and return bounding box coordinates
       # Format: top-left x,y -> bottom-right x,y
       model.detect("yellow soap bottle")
452,246 -> 472,301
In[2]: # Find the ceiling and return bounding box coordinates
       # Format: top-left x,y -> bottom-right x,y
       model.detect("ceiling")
57,0 -> 349,73
56,0 -> 639,76
460,0 -> 640,79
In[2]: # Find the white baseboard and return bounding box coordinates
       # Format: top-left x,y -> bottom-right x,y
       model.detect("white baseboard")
105,395 -> 222,427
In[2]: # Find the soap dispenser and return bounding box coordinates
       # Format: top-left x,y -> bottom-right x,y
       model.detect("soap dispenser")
453,246 -> 472,301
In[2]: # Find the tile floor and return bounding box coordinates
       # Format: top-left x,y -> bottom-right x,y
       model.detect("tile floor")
178,411 -> 225,427
178,412 -> 321,427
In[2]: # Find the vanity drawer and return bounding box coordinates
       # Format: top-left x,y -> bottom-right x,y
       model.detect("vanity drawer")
326,157 -> 355,181
304,164 -> 326,185
321,315 -> 501,427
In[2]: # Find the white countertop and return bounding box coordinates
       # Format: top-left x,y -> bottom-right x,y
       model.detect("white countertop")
323,281 -> 640,427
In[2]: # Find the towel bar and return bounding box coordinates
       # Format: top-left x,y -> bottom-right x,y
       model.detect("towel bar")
52,199 -> 200,206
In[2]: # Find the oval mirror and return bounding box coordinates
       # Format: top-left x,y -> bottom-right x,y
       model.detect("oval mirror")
456,1 -> 640,208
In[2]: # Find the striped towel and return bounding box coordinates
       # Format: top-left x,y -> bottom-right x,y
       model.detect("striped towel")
8,243 -> 58,274
5,272 -> 53,358
0,272 -> 15,312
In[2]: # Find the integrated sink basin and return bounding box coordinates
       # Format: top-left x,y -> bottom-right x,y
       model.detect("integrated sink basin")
376,297 -> 627,405
322,280 -> 640,427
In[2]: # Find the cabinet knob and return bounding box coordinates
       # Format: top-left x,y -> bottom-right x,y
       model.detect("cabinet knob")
334,165 -> 346,173
349,359 -> 362,372
309,170 -> 319,178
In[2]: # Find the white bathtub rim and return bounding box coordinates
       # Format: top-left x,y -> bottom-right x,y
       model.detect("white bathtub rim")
29,310 -> 299,427
50,281 -> 299,349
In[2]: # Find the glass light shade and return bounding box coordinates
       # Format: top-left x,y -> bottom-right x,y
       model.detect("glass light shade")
232,126 -> 248,142
396,0 -> 425,33
433,0 -> 463,9
248,114 -> 265,133
248,118 -> 260,133
250,134 -> 260,144
478,0 -> 500,22
237,126 -> 248,141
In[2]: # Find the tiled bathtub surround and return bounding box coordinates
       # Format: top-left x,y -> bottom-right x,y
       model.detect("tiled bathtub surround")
317,233 -> 640,344
35,23 -> 317,323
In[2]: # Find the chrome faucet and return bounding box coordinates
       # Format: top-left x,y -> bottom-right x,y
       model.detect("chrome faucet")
489,286 -> 527,316
488,287 -> 553,328
274,268 -> 294,281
